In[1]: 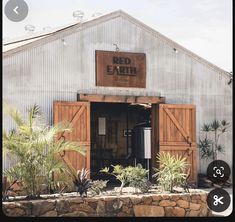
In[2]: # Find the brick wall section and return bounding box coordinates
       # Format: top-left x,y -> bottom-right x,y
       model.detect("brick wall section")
2,192 -> 212,217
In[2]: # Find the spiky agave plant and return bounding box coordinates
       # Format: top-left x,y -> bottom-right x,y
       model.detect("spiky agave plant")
73,168 -> 92,197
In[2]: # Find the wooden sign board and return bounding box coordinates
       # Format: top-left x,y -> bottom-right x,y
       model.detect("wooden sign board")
95,50 -> 146,88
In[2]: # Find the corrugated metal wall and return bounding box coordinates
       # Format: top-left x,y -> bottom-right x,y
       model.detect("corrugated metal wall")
3,15 -> 232,174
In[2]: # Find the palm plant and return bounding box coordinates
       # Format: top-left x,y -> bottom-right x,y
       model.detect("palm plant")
153,152 -> 188,192
3,102 -> 85,198
198,119 -> 230,161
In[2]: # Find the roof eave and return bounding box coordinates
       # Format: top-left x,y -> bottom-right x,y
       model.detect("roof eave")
3,9 -> 230,78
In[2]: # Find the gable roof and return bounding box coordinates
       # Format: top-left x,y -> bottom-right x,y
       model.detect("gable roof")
3,10 -> 231,78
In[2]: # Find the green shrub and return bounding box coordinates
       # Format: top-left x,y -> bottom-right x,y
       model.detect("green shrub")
125,164 -> 150,193
89,180 -> 108,196
153,152 -> 188,192
100,164 -> 149,194
3,103 -> 85,198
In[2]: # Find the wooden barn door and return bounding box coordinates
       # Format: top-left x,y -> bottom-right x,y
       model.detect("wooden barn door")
151,104 -> 197,183
53,101 -> 90,174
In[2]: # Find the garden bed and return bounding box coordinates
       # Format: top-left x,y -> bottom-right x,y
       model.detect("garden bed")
2,189 -> 212,217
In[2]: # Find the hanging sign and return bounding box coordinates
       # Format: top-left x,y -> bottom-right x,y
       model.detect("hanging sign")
95,50 -> 146,88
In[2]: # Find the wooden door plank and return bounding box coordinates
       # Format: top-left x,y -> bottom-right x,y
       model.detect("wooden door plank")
53,101 -> 90,173
78,94 -> 166,104
160,104 -> 195,109
160,146 -> 196,151
152,103 -> 197,183
159,107 -> 164,142
164,108 -> 192,145
58,106 -> 85,140
160,142 -> 196,146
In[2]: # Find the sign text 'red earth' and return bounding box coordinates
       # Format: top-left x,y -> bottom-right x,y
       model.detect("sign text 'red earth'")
107,56 -> 137,76
96,50 -> 146,88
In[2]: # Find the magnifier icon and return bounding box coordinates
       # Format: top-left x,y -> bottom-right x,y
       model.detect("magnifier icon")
216,168 -> 221,175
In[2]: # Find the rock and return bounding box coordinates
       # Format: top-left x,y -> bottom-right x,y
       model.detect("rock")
200,194 -> 207,203
122,205 -> 130,214
117,212 -> 131,217
181,195 -> 190,201
20,201 -> 33,216
162,195 -> 170,199
70,203 -> 95,213
84,197 -> 99,202
142,196 -> 152,204
3,203 -> 17,209
116,186 -> 141,193
191,200 -> 198,203
2,191 -> 210,217
177,200 -> 189,208
187,210 -> 200,217
199,204 -> 209,217
77,211 -> 88,217
103,196 -> 116,202
165,207 -> 185,217
159,200 -> 176,207
5,207 -> 25,217
113,200 -> 123,210
68,198 -> 83,204
88,201 -> 98,210
32,201 -> 55,216
130,196 -> 142,205
40,210 -> 57,217
106,200 -> 122,214
171,195 -> 180,201
56,199 -> 71,214
60,211 -> 88,217
164,207 -> 173,216
15,202 -> 23,208
133,205 -> 164,217
120,197 -> 130,205
189,203 -> 201,211
152,201 -> 159,205
106,201 -> 114,212
199,208 -> 208,217
152,195 -> 162,201
96,200 -> 105,215
207,209 -> 213,217
121,205 -> 134,215
191,194 -> 201,200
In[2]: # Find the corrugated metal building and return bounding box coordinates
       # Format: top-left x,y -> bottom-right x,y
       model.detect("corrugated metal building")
3,10 -> 232,177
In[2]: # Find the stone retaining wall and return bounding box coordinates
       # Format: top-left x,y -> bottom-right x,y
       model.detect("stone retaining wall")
2,192 -> 212,217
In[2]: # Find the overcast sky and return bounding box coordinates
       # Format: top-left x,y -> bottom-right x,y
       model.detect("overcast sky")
3,0 -> 232,72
